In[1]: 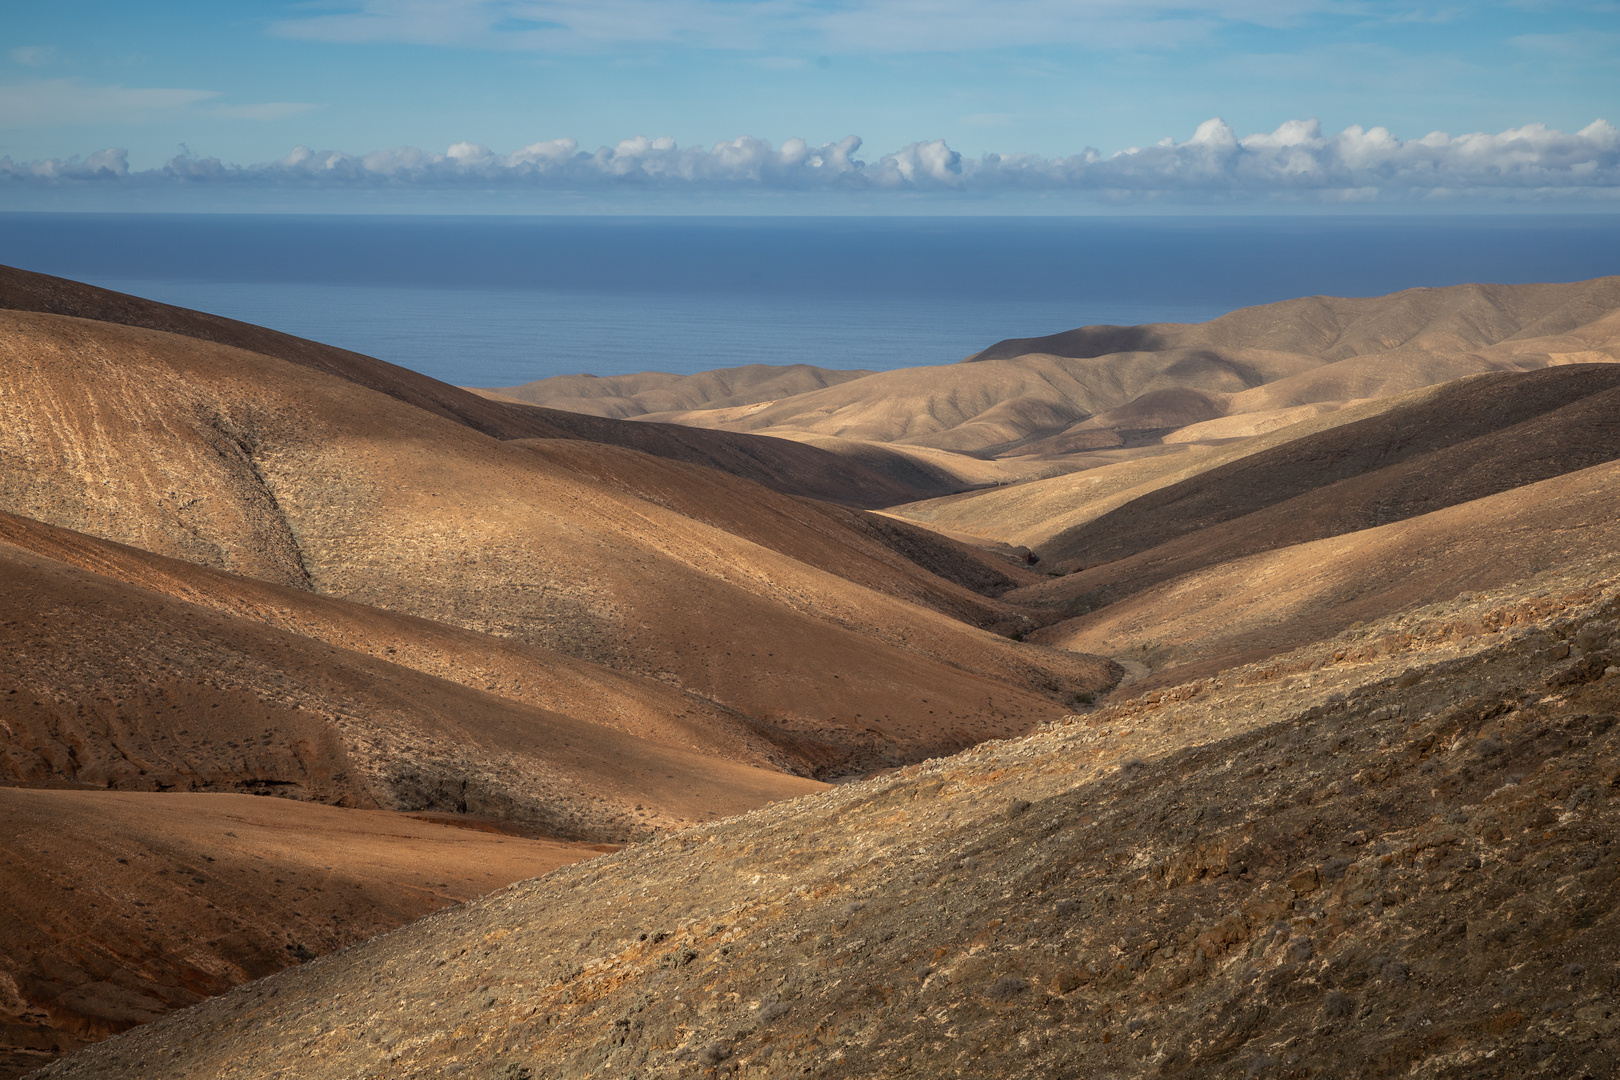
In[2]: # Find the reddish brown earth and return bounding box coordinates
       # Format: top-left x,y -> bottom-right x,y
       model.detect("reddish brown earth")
0,271 -> 1121,1074
33,579 -> 1620,1080
0,790 -> 608,1078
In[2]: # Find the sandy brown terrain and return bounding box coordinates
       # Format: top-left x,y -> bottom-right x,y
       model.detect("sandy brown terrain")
13,267 -> 1620,1078
0,306 -> 1115,775
493,363 -> 875,419
1032,459 -> 1620,686
0,265 -> 956,508
0,536 -> 825,836
36,573 -> 1620,1080
1033,364 -> 1620,574
0,790 -> 609,1078
604,278 -> 1620,496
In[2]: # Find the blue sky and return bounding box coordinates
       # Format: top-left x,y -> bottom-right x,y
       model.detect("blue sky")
2,1 -> 1617,209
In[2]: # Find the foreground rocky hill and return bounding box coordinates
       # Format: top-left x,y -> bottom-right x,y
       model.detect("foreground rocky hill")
33,567 -> 1620,1079
0,791 -> 607,1077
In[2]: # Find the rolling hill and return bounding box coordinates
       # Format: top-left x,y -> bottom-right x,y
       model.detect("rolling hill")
10,267 -> 1620,1079
599,278 -> 1620,492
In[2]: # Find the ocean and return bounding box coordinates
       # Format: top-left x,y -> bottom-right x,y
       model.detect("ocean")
2,213 -> 1617,388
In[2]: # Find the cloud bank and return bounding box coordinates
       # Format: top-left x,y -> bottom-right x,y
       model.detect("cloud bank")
5,119 -> 1618,203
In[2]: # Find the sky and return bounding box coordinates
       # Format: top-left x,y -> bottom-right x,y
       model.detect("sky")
2,0 -> 1618,211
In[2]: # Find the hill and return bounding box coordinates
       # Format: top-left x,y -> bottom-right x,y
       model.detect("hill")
0,265 -> 956,508
35,571 -> 1620,1080
13,268 -> 1620,1079
616,278 -> 1620,491
0,307 -> 1115,781
0,791 -> 606,1077
492,363 -> 874,420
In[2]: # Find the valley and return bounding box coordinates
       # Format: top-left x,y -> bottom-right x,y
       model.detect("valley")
2,268 -> 1618,1078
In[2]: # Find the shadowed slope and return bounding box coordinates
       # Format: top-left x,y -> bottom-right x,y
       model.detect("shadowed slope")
0,790 -> 606,1079
509,439 -> 1030,621
1037,364 -> 1620,574
1034,459 -> 1620,683
503,406 -> 964,507
0,309 -> 1116,775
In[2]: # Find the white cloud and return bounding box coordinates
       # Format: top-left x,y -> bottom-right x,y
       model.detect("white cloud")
268,0 -> 1376,53
5,118 -> 1617,202
0,80 -> 221,128
9,46 -> 60,67
0,80 -> 321,128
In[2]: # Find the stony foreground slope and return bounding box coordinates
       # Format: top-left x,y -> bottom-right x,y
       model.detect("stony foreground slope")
35,573 -> 1620,1080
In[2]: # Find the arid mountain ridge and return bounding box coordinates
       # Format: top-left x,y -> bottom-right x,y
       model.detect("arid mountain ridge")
503,276 -> 1620,488
3,268 -> 1619,1078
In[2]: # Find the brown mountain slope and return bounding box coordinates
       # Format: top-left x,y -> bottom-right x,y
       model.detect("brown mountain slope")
643,278 -> 1620,459
38,580 -> 1620,1080
493,363 -> 874,419
0,539 -> 824,837
0,790 -> 606,1079
1032,458 -> 1620,685
503,404 -> 966,506
1035,363 -> 1620,573
0,510 -> 809,773
0,264 -> 949,508
0,263 -> 574,443
0,309 -> 1115,774
508,438 -> 1030,621
880,375 -> 1520,553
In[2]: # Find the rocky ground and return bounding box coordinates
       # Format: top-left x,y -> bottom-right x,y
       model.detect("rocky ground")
33,570 -> 1620,1079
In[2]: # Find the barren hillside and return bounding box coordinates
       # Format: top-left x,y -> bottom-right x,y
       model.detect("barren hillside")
0,790 -> 608,1077
12,270 -> 1620,1080
609,278 -> 1620,493
37,573 -> 1620,1080
0,307 -> 1115,777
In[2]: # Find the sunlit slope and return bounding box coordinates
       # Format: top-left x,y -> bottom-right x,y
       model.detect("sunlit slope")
0,790 -> 605,1078
43,582 -> 1620,1080
0,538 -> 824,838
0,265 -> 948,508
0,510 -> 803,773
1032,459 -> 1620,683
0,310 -> 1115,773
1037,363 -> 1620,573
889,359 -> 1620,554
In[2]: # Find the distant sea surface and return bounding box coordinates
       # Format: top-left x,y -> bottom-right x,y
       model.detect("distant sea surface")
3,214 -> 1618,388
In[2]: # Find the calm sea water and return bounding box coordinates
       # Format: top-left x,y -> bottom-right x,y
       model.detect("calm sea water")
3,214 -> 1617,387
